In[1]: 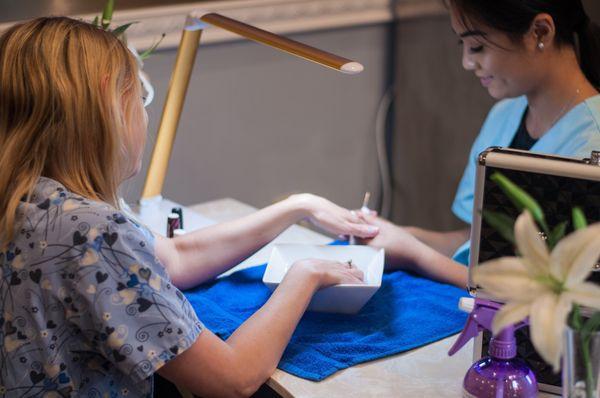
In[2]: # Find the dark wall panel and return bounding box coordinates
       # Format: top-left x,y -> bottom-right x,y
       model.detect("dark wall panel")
391,15 -> 494,230
391,1 -> 600,231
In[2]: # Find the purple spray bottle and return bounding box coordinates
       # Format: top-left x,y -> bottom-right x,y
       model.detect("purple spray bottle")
448,297 -> 538,398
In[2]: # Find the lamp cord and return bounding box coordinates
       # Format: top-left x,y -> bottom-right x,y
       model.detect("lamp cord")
374,85 -> 395,219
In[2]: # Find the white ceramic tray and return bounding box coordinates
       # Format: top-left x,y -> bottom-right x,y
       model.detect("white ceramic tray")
263,244 -> 385,314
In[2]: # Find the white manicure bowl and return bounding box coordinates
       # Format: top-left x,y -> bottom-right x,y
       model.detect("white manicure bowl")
263,244 -> 385,314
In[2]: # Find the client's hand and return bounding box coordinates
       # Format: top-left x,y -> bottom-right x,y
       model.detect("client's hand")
288,258 -> 364,288
357,214 -> 425,271
290,194 -> 379,239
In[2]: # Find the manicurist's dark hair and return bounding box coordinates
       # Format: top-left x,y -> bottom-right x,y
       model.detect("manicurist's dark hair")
447,0 -> 600,88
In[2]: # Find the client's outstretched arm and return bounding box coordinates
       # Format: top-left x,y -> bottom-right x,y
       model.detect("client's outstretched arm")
155,194 -> 379,289
404,227 -> 469,258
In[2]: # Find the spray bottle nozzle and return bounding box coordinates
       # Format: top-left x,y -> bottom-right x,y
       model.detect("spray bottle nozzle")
448,298 -> 527,359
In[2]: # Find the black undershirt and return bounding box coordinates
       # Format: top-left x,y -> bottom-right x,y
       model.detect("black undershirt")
509,109 -> 538,151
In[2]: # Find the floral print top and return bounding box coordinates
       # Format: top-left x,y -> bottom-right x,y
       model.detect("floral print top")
0,177 -> 203,397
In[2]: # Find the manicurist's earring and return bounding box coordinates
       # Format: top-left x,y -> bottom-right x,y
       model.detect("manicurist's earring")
537,41 -> 545,50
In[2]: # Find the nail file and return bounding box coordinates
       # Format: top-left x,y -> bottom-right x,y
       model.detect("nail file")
349,192 -> 371,245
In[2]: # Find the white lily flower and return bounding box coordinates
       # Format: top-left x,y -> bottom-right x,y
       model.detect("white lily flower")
474,210 -> 600,371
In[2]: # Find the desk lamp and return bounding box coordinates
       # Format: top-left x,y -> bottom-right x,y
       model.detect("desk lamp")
135,11 -> 364,235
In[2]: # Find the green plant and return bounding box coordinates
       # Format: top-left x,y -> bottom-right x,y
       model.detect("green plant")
482,171 -> 600,397
91,0 -> 164,61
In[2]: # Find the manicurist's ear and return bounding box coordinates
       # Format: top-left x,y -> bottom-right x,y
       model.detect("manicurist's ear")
527,13 -> 556,51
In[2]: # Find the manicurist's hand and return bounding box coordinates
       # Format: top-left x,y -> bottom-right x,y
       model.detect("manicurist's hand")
290,193 -> 379,239
287,258 -> 365,287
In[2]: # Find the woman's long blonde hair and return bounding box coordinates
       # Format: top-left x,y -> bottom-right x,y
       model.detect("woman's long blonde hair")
0,17 -> 142,243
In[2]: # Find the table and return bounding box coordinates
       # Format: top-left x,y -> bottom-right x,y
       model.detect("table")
189,198 -> 557,398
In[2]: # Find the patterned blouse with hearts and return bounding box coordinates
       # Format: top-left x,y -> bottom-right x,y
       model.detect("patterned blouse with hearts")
0,177 -> 203,397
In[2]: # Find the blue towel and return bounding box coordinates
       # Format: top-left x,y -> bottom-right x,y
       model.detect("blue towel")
184,259 -> 468,381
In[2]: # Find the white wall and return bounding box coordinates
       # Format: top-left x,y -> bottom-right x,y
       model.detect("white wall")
122,24 -> 392,209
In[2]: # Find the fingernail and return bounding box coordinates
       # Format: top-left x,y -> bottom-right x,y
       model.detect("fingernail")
366,226 -> 379,234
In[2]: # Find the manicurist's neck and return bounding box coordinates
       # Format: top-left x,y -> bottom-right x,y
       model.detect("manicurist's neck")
525,47 -> 597,138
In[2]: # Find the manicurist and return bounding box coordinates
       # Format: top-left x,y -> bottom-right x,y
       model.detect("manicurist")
363,0 -> 600,287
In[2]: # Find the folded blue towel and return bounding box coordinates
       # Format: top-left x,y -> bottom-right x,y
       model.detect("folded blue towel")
184,252 -> 468,381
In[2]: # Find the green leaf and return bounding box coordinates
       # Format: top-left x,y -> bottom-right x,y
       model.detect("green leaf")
582,312 -> 600,341
548,221 -> 568,249
139,33 -> 165,60
111,22 -> 137,37
482,210 -> 515,244
101,0 -> 115,29
490,172 -> 548,233
573,207 -> 588,230
571,304 -> 584,331
92,16 -> 99,27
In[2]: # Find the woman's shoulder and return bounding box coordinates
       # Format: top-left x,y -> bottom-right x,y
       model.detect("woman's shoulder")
16,177 -> 153,252
12,177 -> 165,292
26,177 -> 136,219
559,94 -> 600,157
583,94 -> 600,129
24,177 -> 115,214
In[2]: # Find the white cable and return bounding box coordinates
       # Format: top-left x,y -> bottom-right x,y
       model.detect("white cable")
374,86 -> 395,219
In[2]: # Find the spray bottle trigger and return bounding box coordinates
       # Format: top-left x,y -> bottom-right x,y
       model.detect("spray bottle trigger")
448,310 -> 480,356
448,298 -> 499,357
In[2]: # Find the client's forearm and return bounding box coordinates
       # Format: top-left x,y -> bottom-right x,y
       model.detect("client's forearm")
407,242 -> 468,288
405,227 -> 469,258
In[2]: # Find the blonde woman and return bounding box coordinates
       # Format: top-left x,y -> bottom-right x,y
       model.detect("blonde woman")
0,17 -> 378,397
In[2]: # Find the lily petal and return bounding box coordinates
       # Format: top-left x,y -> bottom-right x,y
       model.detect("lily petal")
474,257 -> 550,302
529,293 -> 572,372
515,211 -> 550,276
491,301 -> 531,335
563,281 -> 600,310
550,223 -> 600,285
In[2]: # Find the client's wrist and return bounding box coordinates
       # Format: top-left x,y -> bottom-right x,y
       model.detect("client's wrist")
393,225 -> 427,264
404,226 -> 420,238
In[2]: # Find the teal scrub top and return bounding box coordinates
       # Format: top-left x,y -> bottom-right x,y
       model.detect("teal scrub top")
451,95 -> 600,264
